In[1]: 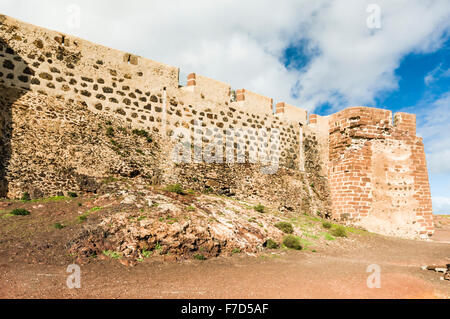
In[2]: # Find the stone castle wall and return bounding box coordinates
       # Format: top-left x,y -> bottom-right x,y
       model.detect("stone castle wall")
0,15 -> 434,239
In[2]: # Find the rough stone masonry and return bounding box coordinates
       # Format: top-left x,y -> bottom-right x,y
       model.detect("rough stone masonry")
0,15 -> 433,239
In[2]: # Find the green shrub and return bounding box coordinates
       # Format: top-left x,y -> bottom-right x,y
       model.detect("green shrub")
231,248 -> 241,254
322,221 -> 332,229
106,127 -> 115,137
21,192 -> 31,201
275,222 -> 294,234
78,214 -> 88,222
103,250 -> 121,259
265,239 -> 279,249
165,184 -> 186,195
11,208 -> 31,216
142,249 -> 152,258
331,226 -> 347,238
132,129 -> 149,138
67,192 -> 78,198
283,235 -> 302,250
53,222 -> 65,229
194,253 -> 206,260
254,204 -> 265,213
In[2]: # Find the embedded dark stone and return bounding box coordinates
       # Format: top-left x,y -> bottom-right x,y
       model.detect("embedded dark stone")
81,90 -> 92,97
115,108 -> 126,116
39,72 -> 53,80
34,39 -> 44,49
23,66 -> 35,76
18,75 -> 29,83
81,76 -> 93,83
2,60 -> 14,70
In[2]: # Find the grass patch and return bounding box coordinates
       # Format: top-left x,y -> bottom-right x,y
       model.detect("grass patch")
78,214 -> 88,222
264,239 -> 280,249
11,208 -> 31,216
21,192 -> 31,202
275,222 -> 294,234
231,248 -> 241,254
103,250 -> 121,259
142,249 -> 152,258
253,204 -> 265,213
330,226 -> 347,238
132,129 -> 153,143
186,206 -> 196,212
29,196 -> 68,203
323,233 -> 335,241
53,222 -> 65,229
282,235 -> 302,250
106,127 -> 115,137
194,253 -> 206,260
166,217 -> 178,225
322,221 -> 332,229
154,242 -> 162,251
165,184 -> 186,195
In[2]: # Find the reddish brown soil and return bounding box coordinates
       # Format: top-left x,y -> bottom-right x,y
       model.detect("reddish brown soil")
0,197 -> 449,299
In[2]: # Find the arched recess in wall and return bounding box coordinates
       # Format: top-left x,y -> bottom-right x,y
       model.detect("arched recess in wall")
0,37 -> 31,197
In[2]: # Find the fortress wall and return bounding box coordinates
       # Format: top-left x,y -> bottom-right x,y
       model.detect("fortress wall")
185,73 -> 231,106
0,15 -> 311,172
235,89 -> 274,115
328,107 -> 434,239
276,102 -> 308,125
0,15 -> 435,238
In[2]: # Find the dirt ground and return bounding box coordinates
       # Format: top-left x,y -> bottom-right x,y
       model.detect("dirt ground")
0,196 -> 449,299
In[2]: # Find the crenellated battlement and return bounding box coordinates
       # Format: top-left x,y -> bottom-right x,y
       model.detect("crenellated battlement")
0,14 -> 434,239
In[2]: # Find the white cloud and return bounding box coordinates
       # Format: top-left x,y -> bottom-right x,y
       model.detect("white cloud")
425,64 -> 450,85
433,196 -> 450,214
1,0 -> 450,112
416,92 -> 450,174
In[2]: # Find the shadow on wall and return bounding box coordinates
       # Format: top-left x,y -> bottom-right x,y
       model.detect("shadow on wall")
0,38 -> 31,198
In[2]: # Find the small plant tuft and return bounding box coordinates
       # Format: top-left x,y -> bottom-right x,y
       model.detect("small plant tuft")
11,208 -> 31,216
67,192 -> 78,198
165,184 -> 186,195
194,253 -> 206,260
331,226 -> 347,238
103,250 -> 121,259
106,127 -> 115,137
265,239 -> 280,249
253,204 -> 265,213
283,235 -> 302,250
142,249 -> 152,258
53,222 -> 65,229
21,192 -> 31,201
275,222 -> 294,234
322,221 -> 332,229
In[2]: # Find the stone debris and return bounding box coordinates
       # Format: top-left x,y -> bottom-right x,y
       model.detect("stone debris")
422,264 -> 450,281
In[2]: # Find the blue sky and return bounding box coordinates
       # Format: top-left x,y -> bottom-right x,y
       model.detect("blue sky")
1,0 -> 450,213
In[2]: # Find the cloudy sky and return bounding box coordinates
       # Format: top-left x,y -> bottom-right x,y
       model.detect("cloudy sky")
2,0 -> 450,213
